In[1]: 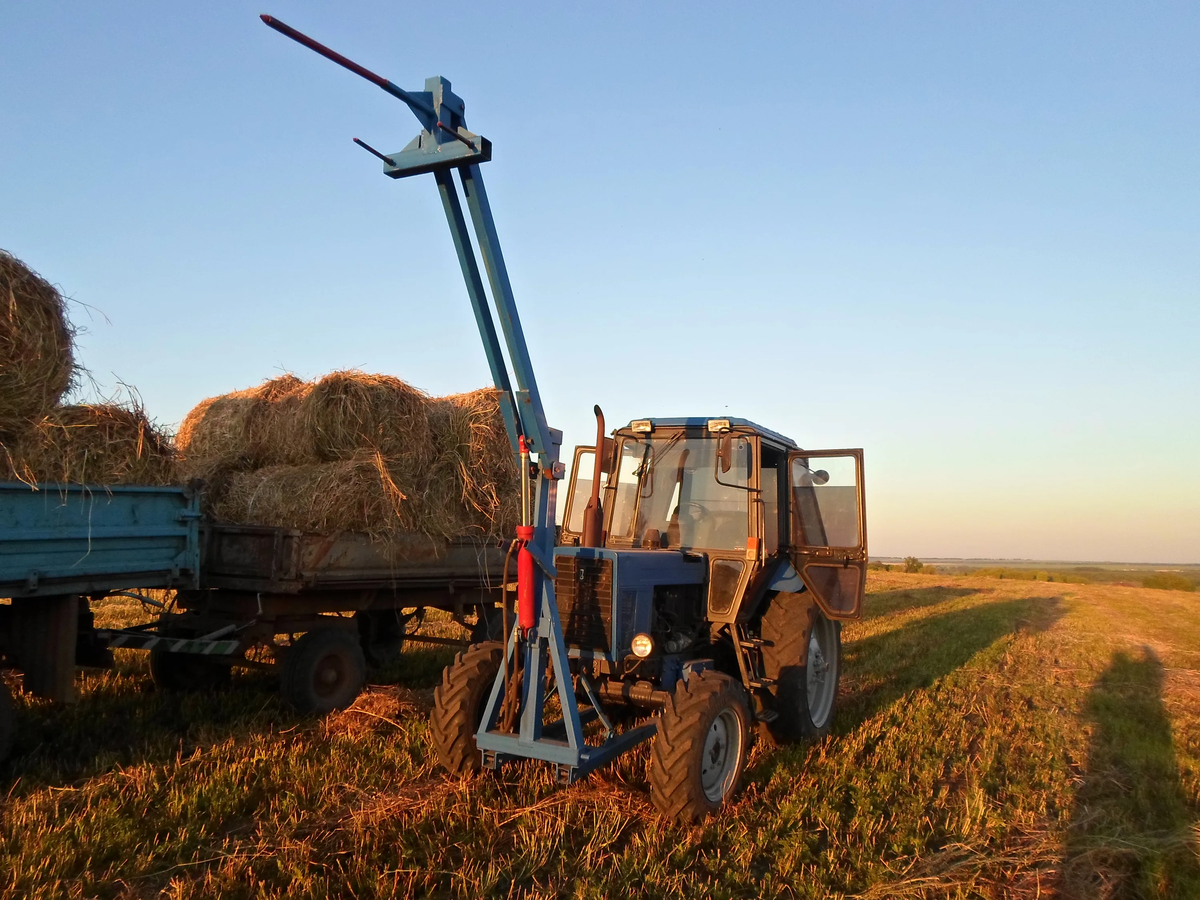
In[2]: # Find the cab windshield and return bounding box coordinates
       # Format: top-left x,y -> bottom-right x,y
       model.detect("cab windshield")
609,432 -> 750,551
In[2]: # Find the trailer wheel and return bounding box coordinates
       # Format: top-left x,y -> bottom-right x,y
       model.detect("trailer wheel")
649,670 -> 751,822
0,680 -> 14,764
759,591 -> 841,744
149,649 -> 232,693
430,642 -> 503,775
470,605 -> 505,644
280,628 -> 366,715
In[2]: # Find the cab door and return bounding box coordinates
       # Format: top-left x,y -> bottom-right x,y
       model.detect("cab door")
787,449 -> 867,619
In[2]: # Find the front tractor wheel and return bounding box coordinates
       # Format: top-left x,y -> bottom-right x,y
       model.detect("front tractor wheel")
430,642 -> 503,776
650,670 -> 752,822
759,591 -> 842,744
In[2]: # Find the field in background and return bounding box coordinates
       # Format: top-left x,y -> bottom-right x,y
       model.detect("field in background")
2,573 -> 1199,899
873,559 -> 1200,592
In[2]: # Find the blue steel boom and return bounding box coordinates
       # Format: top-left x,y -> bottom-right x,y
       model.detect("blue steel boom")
260,15 -> 634,779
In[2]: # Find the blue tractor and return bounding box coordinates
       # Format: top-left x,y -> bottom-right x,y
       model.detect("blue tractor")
265,17 -> 867,820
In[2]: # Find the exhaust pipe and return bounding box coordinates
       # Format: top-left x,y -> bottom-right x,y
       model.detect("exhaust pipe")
580,405 -> 606,548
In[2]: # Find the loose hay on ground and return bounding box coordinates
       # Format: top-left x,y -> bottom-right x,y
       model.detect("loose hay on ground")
0,250 -> 77,437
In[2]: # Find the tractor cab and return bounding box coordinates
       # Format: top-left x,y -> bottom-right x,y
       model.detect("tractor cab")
560,417 -> 867,664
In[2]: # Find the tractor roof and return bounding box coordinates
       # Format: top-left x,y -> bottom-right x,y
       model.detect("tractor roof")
622,417 -> 798,450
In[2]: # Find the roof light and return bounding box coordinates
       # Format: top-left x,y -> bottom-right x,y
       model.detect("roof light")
707,419 -> 731,433
631,420 -> 653,433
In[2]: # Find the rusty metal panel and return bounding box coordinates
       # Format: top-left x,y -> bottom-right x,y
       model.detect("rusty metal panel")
201,524 -> 508,595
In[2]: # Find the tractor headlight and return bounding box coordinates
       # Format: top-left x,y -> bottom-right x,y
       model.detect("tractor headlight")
630,633 -> 654,658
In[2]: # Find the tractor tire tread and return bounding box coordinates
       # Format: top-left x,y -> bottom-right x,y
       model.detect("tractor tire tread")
649,670 -> 750,822
430,642 -> 503,776
758,591 -> 840,744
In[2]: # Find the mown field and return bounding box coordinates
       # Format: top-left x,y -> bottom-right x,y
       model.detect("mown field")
2,572 -> 1198,899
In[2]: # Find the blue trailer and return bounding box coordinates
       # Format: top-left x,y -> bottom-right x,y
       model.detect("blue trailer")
0,478 -> 510,762
0,480 -> 202,759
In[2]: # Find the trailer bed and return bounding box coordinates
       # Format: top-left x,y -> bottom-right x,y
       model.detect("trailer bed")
199,523 -> 509,595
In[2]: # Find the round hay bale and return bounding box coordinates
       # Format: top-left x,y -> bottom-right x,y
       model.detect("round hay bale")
5,403 -> 175,486
426,389 -> 520,538
0,250 -> 76,436
210,452 -> 417,537
175,374 -> 315,481
301,371 -> 433,468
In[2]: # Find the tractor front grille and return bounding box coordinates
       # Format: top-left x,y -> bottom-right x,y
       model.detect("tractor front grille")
554,556 -> 613,652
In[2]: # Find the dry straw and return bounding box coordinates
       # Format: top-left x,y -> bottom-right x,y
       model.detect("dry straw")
210,452 -> 413,537
302,370 -> 432,466
424,390 -> 520,537
181,373 -> 520,541
3,403 -> 176,486
0,250 -> 76,437
175,373 -> 313,478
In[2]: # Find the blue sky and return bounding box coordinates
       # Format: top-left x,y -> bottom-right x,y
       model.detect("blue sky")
2,2 -> 1197,562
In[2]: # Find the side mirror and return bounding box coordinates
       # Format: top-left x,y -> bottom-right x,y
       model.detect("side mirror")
600,437 -> 616,474
812,469 -> 830,486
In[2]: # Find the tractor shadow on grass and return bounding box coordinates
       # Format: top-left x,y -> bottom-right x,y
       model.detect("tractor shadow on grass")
837,594 -> 1065,731
1061,648 -> 1200,899
862,586 -> 983,621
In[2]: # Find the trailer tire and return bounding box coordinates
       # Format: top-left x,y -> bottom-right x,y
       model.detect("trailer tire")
470,606 -> 505,644
649,670 -> 751,822
280,628 -> 366,715
430,641 -> 503,776
356,609 -> 409,668
0,680 -> 14,764
759,590 -> 841,744
149,649 -> 232,693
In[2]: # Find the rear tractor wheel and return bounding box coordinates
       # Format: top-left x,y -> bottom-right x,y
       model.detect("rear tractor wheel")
649,670 -> 752,822
430,642 -> 503,775
759,590 -> 841,744
280,628 -> 366,714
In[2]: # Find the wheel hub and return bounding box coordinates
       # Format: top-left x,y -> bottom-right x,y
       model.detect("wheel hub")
806,620 -> 837,728
315,655 -> 345,696
700,708 -> 743,802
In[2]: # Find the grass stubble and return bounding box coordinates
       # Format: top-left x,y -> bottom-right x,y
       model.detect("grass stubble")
1,574 -> 1198,899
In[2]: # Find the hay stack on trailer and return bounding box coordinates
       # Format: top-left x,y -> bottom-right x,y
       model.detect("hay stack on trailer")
5,404 -> 175,486
0,250 -> 175,486
177,372 -> 519,542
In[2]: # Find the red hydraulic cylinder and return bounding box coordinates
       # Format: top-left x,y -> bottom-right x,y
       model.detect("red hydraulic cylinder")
516,525 -> 536,631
